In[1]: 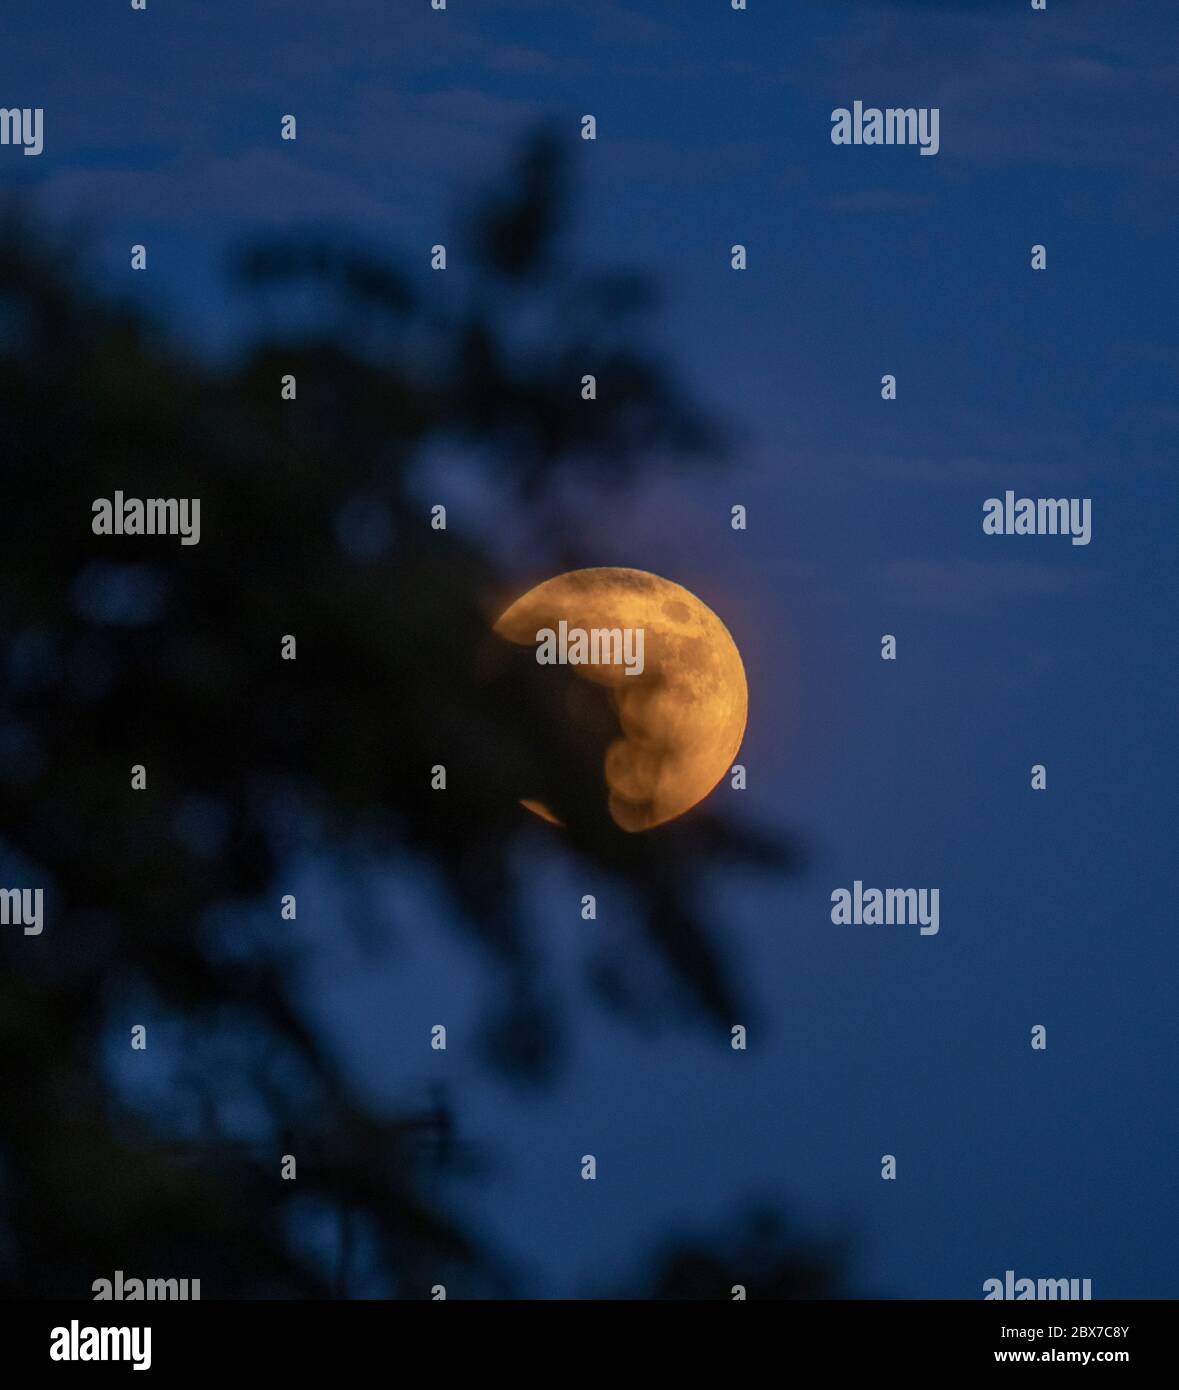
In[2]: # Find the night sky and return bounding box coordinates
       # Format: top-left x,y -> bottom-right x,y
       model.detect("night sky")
6,0 -> 1177,1297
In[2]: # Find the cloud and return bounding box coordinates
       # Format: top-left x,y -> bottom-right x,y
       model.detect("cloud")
871,558 -> 1100,614
38,147 -> 394,230
788,0 -> 1179,183
37,81 -> 551,232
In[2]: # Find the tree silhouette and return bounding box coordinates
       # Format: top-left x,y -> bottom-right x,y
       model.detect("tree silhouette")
0,129 -> 827,1298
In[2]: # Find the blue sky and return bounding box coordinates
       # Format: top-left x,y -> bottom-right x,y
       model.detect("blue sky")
8,0 -> 1178,1296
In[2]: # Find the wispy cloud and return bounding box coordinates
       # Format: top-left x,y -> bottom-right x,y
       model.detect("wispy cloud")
871,558 -> 1100,614
795,0 -> 1179,184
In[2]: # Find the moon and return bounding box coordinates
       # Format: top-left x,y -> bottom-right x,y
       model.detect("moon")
493,567 -> 748,832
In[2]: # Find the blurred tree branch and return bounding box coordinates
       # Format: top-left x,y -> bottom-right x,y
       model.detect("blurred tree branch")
0,128 -> 814,1298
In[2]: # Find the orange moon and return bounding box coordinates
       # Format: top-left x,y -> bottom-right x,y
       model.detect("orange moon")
494,567 -> 748,832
